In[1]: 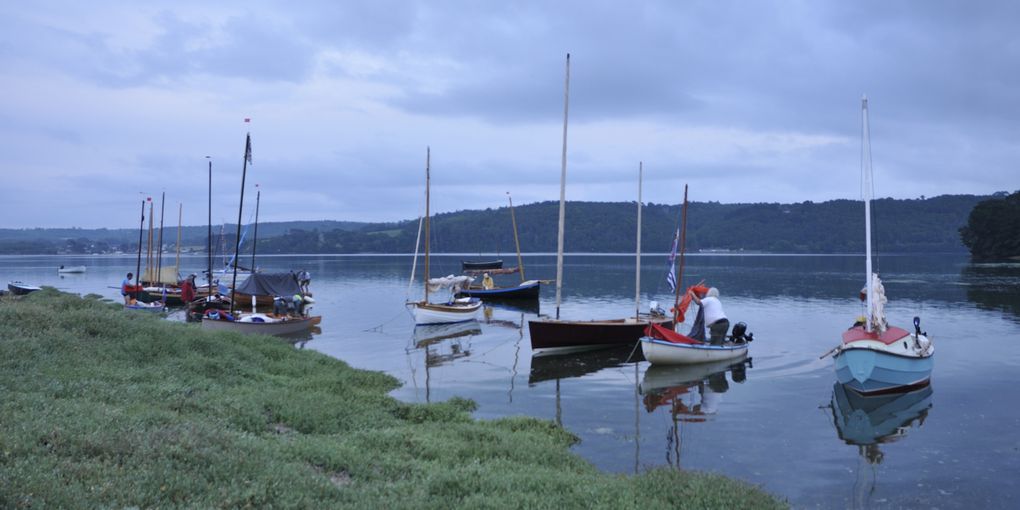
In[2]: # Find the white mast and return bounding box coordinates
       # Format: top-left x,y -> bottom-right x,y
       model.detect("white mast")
861,96 -> 874,332
554,53 -> 570,320
635,161 -> 643,319
424,147 -> 431,304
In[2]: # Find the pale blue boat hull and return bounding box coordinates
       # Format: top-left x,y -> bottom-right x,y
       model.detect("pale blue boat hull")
834,347 -> 933,394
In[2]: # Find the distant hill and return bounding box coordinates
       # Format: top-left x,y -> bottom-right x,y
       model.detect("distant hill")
0,195 -> 992,255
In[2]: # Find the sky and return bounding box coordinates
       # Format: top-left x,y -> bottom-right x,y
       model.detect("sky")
1,1 -> 1018,229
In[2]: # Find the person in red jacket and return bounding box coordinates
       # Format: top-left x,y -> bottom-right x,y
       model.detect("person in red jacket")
180,274 -> 196,304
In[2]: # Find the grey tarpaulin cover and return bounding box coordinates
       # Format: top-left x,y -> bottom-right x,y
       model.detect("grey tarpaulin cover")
234,273 -> 302,297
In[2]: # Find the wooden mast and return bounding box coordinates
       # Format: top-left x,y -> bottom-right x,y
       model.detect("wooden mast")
229,133 -> 252,314
635,162 -> 643,319
156,191 -> 165,285
671,185 -> 689,325
175,203 -> 182,278
424,147 -> 431,304
134,198 -> 146,291
554,53 -> 570,320
206,157 -> 212,291
146,201 -> 154,283
508,192 -> 525,282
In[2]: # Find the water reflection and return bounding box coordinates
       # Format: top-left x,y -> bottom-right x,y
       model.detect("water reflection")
829,382 -> 933,508
961,262 -> 1020,320
528,345 -> 638,385
408,320 -> 483,402
639,357 -> 750,469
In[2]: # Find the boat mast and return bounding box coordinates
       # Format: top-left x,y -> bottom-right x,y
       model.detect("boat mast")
146,201 -> 154,283
508,192 -> 525,282
635,162 -> 643,319
206,157 -> 212,291
861,96 -> 874,332
135,198 -> 146,290
229,133 -> 252,314
251,186 -> 260,272
408,214 -> 423,294
424,147 -> 431,304
175,203 -> 182,278
156,191 -> 165,286
554,53 -> 570,320
672,185 -> 689,325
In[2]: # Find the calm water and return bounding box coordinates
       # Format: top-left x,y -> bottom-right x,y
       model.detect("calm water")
5,253 -> 1020,508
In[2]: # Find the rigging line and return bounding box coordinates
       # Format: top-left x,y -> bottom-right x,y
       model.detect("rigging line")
363,309 -> 408,333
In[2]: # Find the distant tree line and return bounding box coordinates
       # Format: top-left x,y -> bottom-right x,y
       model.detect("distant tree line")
960,191 -> 1020,260
0,194 -> 993,255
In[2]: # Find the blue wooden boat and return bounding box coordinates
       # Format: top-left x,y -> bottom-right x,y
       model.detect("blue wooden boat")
831,98 -> 934,395
459,280 -> 541,300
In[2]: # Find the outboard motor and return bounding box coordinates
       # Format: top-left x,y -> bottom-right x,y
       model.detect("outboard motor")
913,316 -> 925,336
730,322 -> 753,343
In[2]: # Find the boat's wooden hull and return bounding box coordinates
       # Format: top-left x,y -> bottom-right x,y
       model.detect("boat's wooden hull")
459,281 -> 540,300
200,315 -> 319,336
640,337 -> 749,365
528,316 -> 672,353
833,326 -> 934,395
462,260 -> 503,270
412,300 -> 483,325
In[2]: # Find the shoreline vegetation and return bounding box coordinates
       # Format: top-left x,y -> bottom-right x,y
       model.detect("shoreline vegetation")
0,194 -> 993,256
1,289 -> 785,509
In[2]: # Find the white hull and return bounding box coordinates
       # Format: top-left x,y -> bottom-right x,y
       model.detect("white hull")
411,301 -> 482,325
58,266 -> 86,273
640,337 -> 749,365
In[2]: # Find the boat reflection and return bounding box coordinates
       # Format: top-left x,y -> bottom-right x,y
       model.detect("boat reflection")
640,356 -> 750,469
528,344 -> 638,385
830,381 -> 933,464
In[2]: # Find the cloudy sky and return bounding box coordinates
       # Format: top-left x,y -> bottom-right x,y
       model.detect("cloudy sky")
1,1 -> 1017,228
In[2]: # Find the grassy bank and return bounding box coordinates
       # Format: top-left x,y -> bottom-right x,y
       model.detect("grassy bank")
0,290 -> 785,509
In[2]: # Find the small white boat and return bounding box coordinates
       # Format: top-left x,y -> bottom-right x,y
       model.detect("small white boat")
124,301 -> 166,312
640,323 -> 750,365
57,265 -> 86,274
408,149 -> 483,326
7,281 -> 42,296
411,298 -> 483,325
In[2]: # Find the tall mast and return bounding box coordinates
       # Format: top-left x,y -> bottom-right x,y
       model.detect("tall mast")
251,186 -> 260,271
135,198 -> 146,289
175,203 -> 182,277
156,191 -> 165,285
672,185 -> 689,324
230,133 -> 252,314
508,192 -> 525,282
635,162 -> 643,319
146,201 -> 154,282
424,147 -> 431,303
861,96 -> 874,332
554,53 -> 570,320
206,157 -> 212,290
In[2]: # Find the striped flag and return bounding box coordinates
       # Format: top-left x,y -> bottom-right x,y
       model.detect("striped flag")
665,227 -> 679,292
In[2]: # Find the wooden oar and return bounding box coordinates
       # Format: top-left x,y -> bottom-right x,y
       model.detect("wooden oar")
819,344 -> 842,359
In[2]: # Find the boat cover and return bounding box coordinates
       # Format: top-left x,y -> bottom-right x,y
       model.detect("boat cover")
644,323 -> 700,345
234,272 -> 302,297
427,275 -> 474,293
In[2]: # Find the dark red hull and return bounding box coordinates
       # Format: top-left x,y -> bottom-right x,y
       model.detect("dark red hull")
528,316 -> 672,351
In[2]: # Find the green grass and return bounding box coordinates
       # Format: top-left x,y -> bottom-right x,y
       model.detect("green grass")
0,289 -> 786,509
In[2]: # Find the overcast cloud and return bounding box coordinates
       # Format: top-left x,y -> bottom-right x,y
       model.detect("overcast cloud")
1,0 -> 1017,228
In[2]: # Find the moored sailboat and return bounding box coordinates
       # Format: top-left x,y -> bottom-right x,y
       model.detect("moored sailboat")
527,56 -> 669,354
200,132 -> 320,336
459,193 -> 542,301
409,147 -> 482,325
829,97 -> 934,395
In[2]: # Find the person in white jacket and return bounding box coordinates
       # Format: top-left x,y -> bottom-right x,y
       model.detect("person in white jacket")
691,287 -> 729,345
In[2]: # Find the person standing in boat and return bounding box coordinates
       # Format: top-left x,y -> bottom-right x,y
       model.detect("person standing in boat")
298,269 -> 311,294
690,287 -> 729,345
121,272 -> 134,305
180,274 -> 196,304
